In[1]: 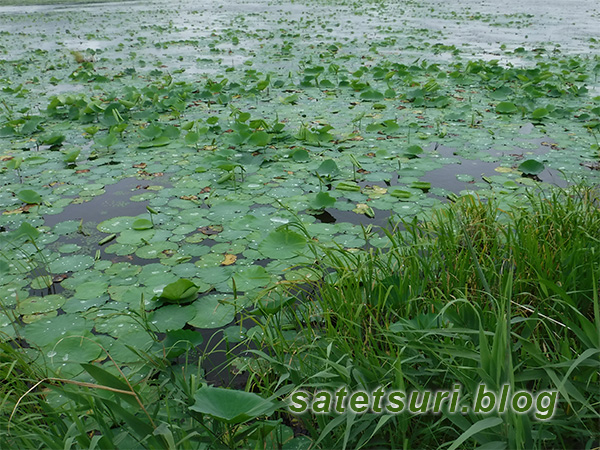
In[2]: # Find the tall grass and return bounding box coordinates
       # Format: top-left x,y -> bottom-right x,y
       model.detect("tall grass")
247,187 -> 600,449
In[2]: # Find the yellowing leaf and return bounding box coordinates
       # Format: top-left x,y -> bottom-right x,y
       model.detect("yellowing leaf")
222,253 -> 237,266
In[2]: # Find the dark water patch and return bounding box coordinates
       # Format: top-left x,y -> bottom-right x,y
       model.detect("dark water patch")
43,177 -> 170,229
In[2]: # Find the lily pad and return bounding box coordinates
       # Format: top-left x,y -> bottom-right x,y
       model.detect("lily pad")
258,229 -> 307,259
158,278 -> 198,303
132,218 -> 153,230
49,255 -> 94,274
18,294 -> 65,315
31,275 -> 53,289
149,304 -> 197,332
232,266 -> 272,291
518,159 -> 545,175
311,192 -> 336,210
17,189 -> 42,205
188,295 -> 236,329
496,102 -> 518,114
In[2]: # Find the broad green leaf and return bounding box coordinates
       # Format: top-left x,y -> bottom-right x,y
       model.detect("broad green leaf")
518,159 -> 545,175
312,192 -> 336,209
17,189 -> 42,205
159,279 -> 198,303
258,229 -> 307,259
248,130 -> 271,146
132,218 -> 153,230
190,387 -> 277,424
316,159 -> 340,177
496,102 -> 518,114
531,107 -> 548,119
138,136 -> 171,148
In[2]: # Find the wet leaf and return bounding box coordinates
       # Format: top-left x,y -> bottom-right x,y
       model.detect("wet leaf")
190,387 -> 277,424
132,218 -> 153,230
17,189 -> 42,205
518,159 -> 545,175
221,253 -> 237,266
159,278 -> 198,303
496,102 -> 518,114
258,229 -> 307,259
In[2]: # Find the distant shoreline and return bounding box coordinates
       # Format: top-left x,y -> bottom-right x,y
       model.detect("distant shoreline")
0,0 -> 136,6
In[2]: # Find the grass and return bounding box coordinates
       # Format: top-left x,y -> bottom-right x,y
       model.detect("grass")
246,186 -> 600,449
1,186 -> 599,449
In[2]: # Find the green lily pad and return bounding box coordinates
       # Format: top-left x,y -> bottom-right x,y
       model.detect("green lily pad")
75,281 -> 109,300
150,304 -> 197,332
316,159 -> 340,177
23,314 -> 91,348
132,218 -> 153,230
518,159 -> 545,175
18,294 -> 65,315
58,243 -> 81,254
311,192 -> 336,210
97,216 -> 136,233
135,242 -> 178,259
48,335 -> 103,377
162,329 -> 203,358
496,101 -> 518,114
258,229 -> 307,259
159,278 -> 198,303
49,255 -> 94,274
188,295 -> 236,329
232,266 -> 272,291
117,229 -> 155,245
31,275 -> 53,289
17,189 -> 42,205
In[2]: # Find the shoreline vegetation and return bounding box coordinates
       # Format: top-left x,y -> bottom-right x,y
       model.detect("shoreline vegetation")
2,186 -> 600,448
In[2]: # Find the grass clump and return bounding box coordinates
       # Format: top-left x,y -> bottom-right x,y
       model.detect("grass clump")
247,186 -> 600,449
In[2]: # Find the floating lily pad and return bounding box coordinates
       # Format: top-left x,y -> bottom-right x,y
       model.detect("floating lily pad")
150,304 -> 197,332
30,275 -> 53,290
97,216 -> 136,233
58,243 -> 81,254
48,335 -> 103,377
23,314 -> 91,348
75,281 -> 109,300
258,229 -> 307,259
17,189 -> 42,205
518,159 -> 545,175
158,278 -> 198,303
135,242 -> 178,259
188,295 -> 236,329
19,294 -> 65,315
311,192 -> 336,210
496,102 -> 518,114
49,255 -> 94,274
132,218 -> 153,230
232,266 -> 272,291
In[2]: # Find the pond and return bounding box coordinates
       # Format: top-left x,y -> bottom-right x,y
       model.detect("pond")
0,0 -> 599,382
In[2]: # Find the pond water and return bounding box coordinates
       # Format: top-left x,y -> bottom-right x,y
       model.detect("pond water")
0,0 -> 598,383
